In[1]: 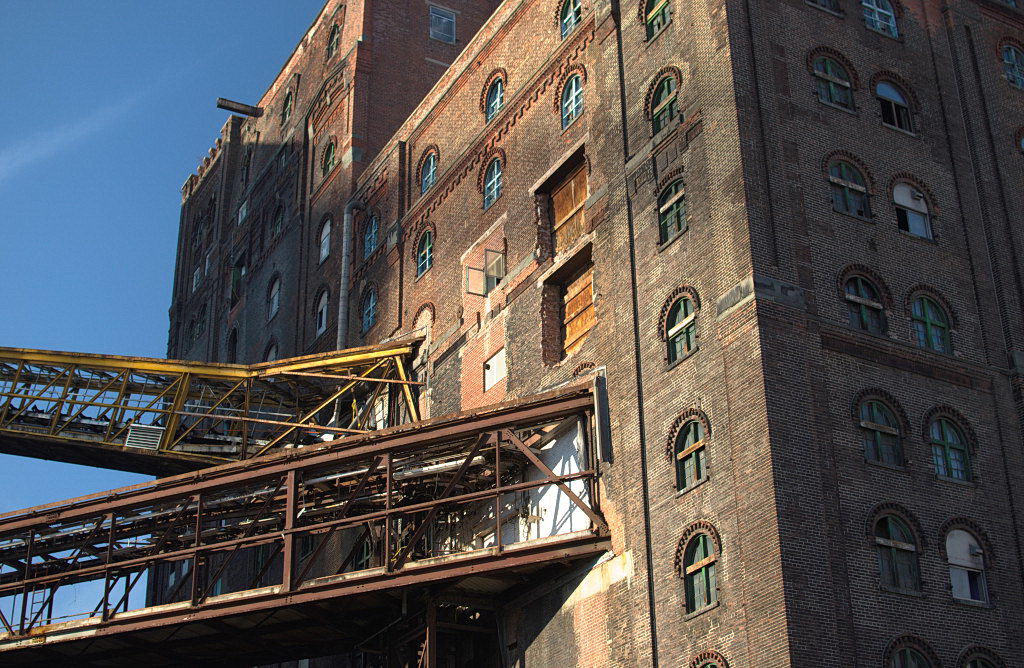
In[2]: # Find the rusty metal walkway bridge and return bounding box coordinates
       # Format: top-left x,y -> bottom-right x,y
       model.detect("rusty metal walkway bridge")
0,341 -> 421,476
0,386 -> 609,666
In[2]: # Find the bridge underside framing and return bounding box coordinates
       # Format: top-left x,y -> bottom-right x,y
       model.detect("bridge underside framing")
0,341 -> 422,476
0,386 -> 609,666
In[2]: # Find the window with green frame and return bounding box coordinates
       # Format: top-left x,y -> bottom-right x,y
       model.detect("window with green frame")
828,160 -> 871,218
416,230 -> 433,277
674,419 -> 706,491
813,57 -> 854,109
658,179 -> 686,243
321,141 -> 336,177
645,0 -> 671,39
665,296 -> 696,363
560,0 -> 582,38
683,533 -> 717,613
929,417 -> 970,481
891,647 -> 931,668
651,76 -> 679,135
966,658 -> 997,668
859,400 -> 902,467
910,296 -> 951,353
875,515 -> 920,592
844,276 -> 885,334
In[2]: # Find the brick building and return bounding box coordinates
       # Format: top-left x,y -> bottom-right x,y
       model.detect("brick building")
169,0 -> 1024,665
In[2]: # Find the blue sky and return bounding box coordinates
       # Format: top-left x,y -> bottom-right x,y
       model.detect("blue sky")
0,1 -> 325,512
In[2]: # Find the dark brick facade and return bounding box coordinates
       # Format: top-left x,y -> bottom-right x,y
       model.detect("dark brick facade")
169,0 -> 1024,665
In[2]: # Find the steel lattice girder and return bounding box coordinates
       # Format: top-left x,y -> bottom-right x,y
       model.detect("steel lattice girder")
0,384 -> 609,664
0,340 -> 423,475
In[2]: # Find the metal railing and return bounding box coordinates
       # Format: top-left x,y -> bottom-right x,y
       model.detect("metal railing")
0,386 -> 606,657
0,340 -> 422,474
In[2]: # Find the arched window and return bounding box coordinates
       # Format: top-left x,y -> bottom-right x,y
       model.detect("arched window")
891,648 -> 931,668
651,76 -> 679,134
327,24 -> 340,58
877,81 -> 913,132
315,291 -> 329,336
929,417 -> 970,480
361,287 -> 378,333
196,304 -> 207,339
319,219 -> 331,263
264,342 -> 278,362
645,0 -> 671,39
658,179 -> 687,243
666,296 -> 697,363
1002,44 -> 1024,89
484,158 -> 503,208
363,216 -> 379,259
420,151 -> 437,194
874,515 -> 920,592
946,529 -> 987,603
272,204 -> 284,238
828,160 -> 870,217
683,533 -> 718,613
416,230 -> 434,277
281,90 -> 293,124
859,400 -> 902,466
967,659 -> 997,668
893,183 -> 932,239
911,296 -> 951,353
560,0 -> 582,38
862,0 -> 899,38
268,277 -> 281,319
322,142 -> 336,177
674,420 -> 707,491
561,74 -> 584,129
486,78 -> 504,122
813,57 -> 854,109
844,276 -> 885,334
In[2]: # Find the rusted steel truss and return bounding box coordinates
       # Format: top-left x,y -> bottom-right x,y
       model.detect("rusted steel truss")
0,340 -> 422,475
0,386 -> 607,663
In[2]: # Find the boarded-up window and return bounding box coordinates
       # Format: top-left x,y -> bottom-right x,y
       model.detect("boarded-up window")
552,165 -> 588,254
563,264 -> 594,355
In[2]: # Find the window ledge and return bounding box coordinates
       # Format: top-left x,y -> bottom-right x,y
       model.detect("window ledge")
683,600 -> 720,621
561,114 -> 583,135
864,458 -> 908,473
413,268 -> 432,284
657,227 -> 687,253
643,21 -> 672,47
865,26 -> 903,42
676,475 -> 710,498
935,474 -> 975,487
951,597 -> 992,609
881,122 -> 919,138
845,324 -> 890,342
833,209 -> 875,224
818,99 -> 859,115
804,1 -> 845,18
879,585 -> 925,598
665,346 -> 699,372
650,124 -> 680,150
897,229 -> 939,245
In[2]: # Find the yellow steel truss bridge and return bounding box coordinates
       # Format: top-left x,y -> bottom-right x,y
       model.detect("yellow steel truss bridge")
0,340 -> 421,476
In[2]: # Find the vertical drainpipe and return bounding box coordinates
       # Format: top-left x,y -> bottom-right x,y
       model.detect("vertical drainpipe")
609,0 -> 660,664
336,198 -> 364,350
